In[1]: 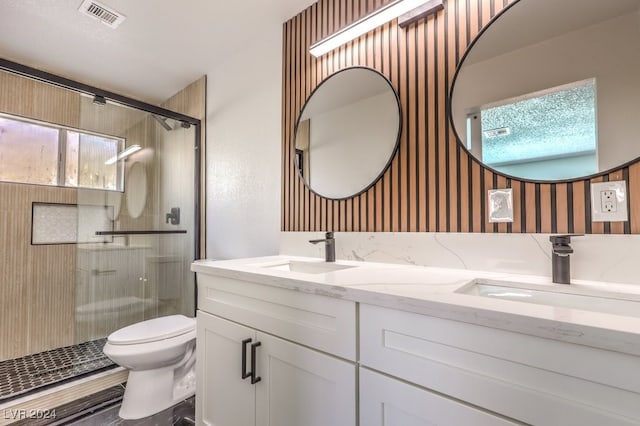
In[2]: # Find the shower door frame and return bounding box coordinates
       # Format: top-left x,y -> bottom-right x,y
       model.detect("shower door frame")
0,57 -> 203,313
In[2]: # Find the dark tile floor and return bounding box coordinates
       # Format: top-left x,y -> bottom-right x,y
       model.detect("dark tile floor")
62,395 -> 195,426
1,341 -> 194,425
8,385 -> 195,426
9,385 -> 125,426
0,339 -> 115,403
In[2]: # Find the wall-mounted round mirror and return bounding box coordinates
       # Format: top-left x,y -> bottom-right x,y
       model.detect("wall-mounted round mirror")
294,67 -> 401,199
450,0 -> 640,181
126,161 -> 147,218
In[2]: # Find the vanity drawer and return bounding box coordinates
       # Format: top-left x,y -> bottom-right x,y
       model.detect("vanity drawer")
360,367 -> 521,426
360,304 -> 640,426
197,274 -> 356,360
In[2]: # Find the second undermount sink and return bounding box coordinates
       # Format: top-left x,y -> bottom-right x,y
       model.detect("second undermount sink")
260,260 -> 357,274
457,280 -> 640,318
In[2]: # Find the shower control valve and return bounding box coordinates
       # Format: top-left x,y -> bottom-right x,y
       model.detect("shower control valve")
166,207 -> 180,225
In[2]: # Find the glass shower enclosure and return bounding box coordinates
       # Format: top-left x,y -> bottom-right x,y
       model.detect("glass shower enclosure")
74,99 -> 197,345
0,61 -> 200,402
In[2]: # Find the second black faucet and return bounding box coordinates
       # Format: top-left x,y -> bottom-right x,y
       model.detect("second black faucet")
549,234 -> 582,284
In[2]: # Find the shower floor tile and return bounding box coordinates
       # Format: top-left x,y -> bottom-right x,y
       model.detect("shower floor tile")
0,339 -> 114,403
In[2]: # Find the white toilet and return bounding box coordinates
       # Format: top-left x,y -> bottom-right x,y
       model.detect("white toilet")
102,314 -> 196,419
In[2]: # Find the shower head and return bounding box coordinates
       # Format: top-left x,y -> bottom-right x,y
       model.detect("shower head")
93,95 -> 107,106
152,114 -> 173,131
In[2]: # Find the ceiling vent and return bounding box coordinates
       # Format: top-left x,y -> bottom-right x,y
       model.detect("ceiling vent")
483,127 -> 511,139
78,0 -> 126,29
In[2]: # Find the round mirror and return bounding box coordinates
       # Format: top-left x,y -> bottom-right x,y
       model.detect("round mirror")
126,161 -> 147,219
105,190 -> 122,221
294,67 -> 401,199
450,0 -> 640,181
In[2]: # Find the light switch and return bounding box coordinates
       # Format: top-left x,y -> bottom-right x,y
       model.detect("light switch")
488,188 -> 513,223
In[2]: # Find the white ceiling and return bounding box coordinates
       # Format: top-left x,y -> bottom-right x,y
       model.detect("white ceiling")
0,0 -> 315,104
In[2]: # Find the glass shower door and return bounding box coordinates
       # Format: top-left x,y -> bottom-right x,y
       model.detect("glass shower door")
74,98 -> 197,352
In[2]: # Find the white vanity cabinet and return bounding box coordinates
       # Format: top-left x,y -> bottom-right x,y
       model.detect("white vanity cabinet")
193,258 -> 640,426
196,273 -> 357,426
360,368 -> 518,426
197,312 -> 255,426
360,304 -> 640,426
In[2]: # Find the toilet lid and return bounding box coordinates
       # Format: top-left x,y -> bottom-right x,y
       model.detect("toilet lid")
107,314 -> 196,345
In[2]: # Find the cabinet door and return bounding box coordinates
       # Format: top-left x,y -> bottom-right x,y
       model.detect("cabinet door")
360,368 -> 521,426
197,311 -> 256,426
255,332 -> 356,426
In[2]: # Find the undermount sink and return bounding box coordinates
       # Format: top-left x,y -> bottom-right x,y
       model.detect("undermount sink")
259,260 -> 356,274
457,280 -> 640,318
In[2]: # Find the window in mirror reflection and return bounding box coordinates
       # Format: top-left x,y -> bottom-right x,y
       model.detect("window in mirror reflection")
466,78 -> 597,180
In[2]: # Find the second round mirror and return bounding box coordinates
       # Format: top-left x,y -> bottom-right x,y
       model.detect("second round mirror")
451,0 -> 640,181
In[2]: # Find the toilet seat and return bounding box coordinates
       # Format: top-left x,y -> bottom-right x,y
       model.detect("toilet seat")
107,314 -> 196,345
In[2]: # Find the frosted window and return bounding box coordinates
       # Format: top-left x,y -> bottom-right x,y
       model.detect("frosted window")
0,113 -> 124,190
65,131 -> 80,187
0,117 -> 59,185
72,132 -> 120,190
480,80 -> 597,168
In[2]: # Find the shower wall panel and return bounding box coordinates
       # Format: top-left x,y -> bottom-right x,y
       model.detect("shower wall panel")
0,182 -> 77,361
161,76 -> 206,258
0,71 -> 80,361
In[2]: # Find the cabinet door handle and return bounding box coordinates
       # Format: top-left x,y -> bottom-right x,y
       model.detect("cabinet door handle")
91,269 -> 117,276
241,338 -> 252,380
250,341 -> 261,384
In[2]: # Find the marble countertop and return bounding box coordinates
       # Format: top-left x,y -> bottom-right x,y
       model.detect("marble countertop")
192,255 -> 640,356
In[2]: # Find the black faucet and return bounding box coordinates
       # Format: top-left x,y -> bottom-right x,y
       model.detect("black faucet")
549,234 -> 581,284
309,232 -> 335,262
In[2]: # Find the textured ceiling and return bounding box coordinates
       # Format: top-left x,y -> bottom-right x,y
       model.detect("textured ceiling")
0,0 -> 314,104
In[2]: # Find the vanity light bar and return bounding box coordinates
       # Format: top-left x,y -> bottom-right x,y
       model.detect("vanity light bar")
309,0 -> 436,57
104,144 -> 141,165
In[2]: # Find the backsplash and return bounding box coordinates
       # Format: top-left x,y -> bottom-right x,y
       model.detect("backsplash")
281,232 -> 640,286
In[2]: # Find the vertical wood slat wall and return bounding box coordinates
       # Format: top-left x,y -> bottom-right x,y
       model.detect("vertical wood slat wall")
282,0 -> 639,234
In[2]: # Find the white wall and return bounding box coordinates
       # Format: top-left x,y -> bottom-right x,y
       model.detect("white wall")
309,92 -> 398,198
205,26 -> 284,260
496,154 -> 596,181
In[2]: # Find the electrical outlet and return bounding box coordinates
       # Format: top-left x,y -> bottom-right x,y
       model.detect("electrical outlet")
600,190 -> 617,213
591,181 -> 628,222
